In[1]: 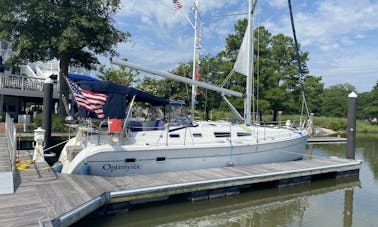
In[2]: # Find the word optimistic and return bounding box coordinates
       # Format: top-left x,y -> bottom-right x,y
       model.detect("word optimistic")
103,163 -> 141,172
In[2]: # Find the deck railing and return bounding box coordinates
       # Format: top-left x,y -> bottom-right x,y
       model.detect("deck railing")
0,72 -> 58,91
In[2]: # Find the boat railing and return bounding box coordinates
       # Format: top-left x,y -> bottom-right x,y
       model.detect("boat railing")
253,120 -> 306,141
76,117 -> 303,148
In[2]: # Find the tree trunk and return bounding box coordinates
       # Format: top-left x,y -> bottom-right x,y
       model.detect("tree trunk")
205,108 -> 210,121
272,110 -> 278,122
58,57 -> 70,116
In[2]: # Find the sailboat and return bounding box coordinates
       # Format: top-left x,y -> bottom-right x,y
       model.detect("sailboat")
57,0 -> 309,177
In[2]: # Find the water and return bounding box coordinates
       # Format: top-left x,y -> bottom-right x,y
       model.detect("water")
76,134 -> 378,226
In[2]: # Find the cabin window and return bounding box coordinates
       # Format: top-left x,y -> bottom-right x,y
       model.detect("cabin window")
125,158 -> 136,163
237,132 -> 251,137
156,157 -> 166,162
169,134 -> 180,138
192,133 -> 202,137
214,132 -> 231,138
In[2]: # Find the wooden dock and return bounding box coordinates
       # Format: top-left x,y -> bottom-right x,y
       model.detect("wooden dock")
307,136 -> 347,143
0,145 -> 361,227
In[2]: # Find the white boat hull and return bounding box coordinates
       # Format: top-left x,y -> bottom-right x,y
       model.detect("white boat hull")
59,124 -> 307,177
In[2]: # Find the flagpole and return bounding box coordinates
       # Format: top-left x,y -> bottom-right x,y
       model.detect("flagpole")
64,76 -> 80,108
63,76 -> 85,119
191,0 -> 199,122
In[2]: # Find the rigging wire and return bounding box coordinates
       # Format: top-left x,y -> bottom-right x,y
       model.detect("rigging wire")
287,0 -> 311,124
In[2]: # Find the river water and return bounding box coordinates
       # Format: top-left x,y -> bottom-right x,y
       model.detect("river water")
76,134 -> 378,227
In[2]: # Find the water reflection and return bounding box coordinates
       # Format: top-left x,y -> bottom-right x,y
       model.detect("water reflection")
77,176 -> 360,227
343,189 -> 353,227
357,134 -> 378,179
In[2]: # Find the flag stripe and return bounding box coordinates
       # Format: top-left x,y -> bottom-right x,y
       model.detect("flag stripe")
173,0 -> 182,10
68,78 -> 108,119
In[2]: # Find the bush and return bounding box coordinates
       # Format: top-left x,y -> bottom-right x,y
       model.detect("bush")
328,118 -> 347,131
51,115 -> 68,133
21,114 -> 69,133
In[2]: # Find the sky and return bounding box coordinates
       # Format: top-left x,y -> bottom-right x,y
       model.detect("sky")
112,0 -> 378,93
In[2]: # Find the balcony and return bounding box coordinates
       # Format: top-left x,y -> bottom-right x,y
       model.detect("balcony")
0,73 -> 60,98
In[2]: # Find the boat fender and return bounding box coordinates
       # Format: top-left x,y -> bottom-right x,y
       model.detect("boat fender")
80,162 -> 91,175
52,161 -> 63,172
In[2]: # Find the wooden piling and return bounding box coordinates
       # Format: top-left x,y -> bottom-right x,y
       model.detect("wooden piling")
346,92 -> 357,159
42,78 -> 54,148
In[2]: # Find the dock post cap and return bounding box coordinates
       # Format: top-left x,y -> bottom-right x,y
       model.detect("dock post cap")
348,91 -> 357,98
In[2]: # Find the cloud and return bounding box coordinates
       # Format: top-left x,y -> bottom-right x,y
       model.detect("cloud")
263,0 -> 378,49
113,0 -> 378,92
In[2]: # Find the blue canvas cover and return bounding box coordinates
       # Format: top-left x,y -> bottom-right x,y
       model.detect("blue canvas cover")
76,80 -> 171,119
68,73 -> 101,81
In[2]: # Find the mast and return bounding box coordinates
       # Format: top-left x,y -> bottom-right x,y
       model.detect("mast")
245,0 -> 256,125
191,0 -> 199,122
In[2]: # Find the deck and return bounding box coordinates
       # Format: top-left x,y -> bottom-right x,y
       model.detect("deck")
0,146 -> 361,227
307,136 -> 347,143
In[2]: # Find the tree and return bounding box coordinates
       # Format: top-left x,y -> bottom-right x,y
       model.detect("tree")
98,60 -> 139,86
361,81 -> 378,121
292,76 -> 324,115
320,83 -> 356,117
0,0 -> 129,115
135,19 -> 324,122
220,19 -> 321,121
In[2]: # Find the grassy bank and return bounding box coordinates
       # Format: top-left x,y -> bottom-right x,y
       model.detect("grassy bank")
284,115 -> 378,133
208,111 -> 378,133
308,116 -> 377,133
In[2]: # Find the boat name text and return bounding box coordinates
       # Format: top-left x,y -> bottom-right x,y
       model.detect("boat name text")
103,163 -> 141,172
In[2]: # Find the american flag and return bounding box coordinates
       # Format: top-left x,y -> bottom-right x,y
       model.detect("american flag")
173,0 -> 182,10
68,79 -> 108,119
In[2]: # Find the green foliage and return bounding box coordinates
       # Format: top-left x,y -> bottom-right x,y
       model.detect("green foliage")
0,0 -> 129,116
282,115 -> 378,133
131,19 -> 325,121
208,110 -> 237,121
359,81 -> 378,120
98,61 -> 140,86
33,114 -> 43,128
52,115 -> 69,133
215,20 -> 322,121
0,0 -> 128,66
33,114 -> 68,133
357,120 -> 378,133
327,118 -> 347,131
320,83 -> 356,117
312,116 -> 346,131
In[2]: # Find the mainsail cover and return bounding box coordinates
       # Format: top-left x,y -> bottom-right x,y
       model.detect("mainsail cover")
233,24 -> 249,77
76,80 -> 171,119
